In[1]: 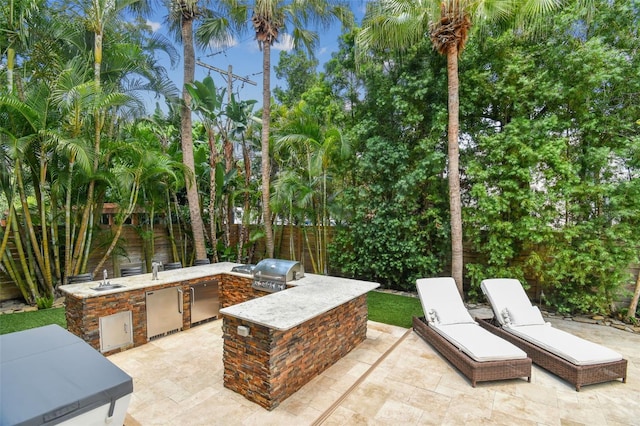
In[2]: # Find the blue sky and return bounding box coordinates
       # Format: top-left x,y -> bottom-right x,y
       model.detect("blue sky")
143,3 -> 366,112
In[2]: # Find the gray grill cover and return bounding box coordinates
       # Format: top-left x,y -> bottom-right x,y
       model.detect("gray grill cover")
1,324 -> 133,426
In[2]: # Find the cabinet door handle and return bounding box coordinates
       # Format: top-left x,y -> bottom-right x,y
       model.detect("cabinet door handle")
191,287 -> 195,305
177,288 -> 183,314
124,322 -> 128,334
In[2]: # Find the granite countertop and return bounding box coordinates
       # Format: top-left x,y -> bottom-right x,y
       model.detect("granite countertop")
57,262 -> 242,298
58,261 -> 380,331
219,274 -> 379,330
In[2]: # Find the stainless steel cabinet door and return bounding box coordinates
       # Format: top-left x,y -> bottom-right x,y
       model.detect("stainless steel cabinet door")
190,281 -> 219,324
99,311 -> 133,352
146,287 -> 183,340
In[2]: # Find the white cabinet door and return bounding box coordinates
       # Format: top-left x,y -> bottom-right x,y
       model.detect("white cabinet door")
99,311 -> 133,352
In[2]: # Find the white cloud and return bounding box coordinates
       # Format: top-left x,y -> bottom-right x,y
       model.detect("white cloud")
273,33 -> 294,51
146,20 -> 161,33
209,36 -> 238,50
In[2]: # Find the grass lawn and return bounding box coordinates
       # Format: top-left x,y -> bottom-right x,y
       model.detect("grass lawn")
0,307 -> 67,335
367,290 -> 423,329
0,291 -> 422,335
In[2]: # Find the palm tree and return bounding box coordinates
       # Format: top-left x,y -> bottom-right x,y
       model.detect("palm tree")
1,0 -> 43,94
234,0 -> 352,258
225,95 -> 259,262
163,0 -> 207,260
274,100 -> 350,273
165,0 -> 244,261
63,0 -> 153,277
92,141 -> 179,274
358,0 -> 582,295
186,75 -> 226,262
50,62 -> 95,282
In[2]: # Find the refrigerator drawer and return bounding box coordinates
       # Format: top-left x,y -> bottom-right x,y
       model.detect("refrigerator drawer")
190,281 -> 219,324
146,286 -> 183,340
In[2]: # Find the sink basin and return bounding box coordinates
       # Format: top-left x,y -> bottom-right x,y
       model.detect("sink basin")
91,284 -> 125,291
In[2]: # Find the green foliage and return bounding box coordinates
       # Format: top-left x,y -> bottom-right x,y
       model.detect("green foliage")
327,36 -> 450,290
1,0 -> 638,317
274,50 -> 319,107
330,133 -> 448,289
35,296 -> 54,310
462,1 -> 640,313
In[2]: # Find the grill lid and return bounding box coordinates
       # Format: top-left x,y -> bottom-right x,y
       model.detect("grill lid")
231,264 -> 256,275
253,258 -> 304,283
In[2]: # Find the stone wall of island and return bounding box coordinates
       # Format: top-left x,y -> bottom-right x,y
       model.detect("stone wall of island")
219,274 -> 280,308
221,294 -> 369,410
64,273 -> 252,356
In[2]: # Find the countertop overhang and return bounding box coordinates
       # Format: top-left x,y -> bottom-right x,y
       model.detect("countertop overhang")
219,274 -> 379,330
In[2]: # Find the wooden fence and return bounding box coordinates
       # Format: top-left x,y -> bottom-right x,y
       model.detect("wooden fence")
1,224 -> 637,309
0,224 -> 334,302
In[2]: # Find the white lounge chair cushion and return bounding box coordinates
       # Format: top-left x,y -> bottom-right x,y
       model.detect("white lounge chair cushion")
481,279 -> 536,326
506,306 -> 546,326
417,278 -> 475,325
431,323 -> 528,362
432,306 -> 476,325
507,324 -> 623,366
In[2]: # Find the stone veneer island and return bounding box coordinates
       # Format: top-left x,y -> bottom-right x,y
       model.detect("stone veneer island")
58,262 -> 379,410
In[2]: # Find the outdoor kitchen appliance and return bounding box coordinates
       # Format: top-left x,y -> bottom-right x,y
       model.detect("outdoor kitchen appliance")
251,258 -> 304,293
231,264 -> 256,275
146,286 -> 183,340
190,280 -> 220,324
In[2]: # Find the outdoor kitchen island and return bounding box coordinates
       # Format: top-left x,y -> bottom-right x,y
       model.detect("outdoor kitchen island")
220,273 -> 379,410
59,261 -> 379,410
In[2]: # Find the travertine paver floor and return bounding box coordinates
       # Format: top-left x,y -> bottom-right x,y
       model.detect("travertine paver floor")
108,313 -> 639,425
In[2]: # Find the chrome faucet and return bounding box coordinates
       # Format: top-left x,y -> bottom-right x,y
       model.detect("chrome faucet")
152,262 -> 160,280
101,269 -> 109,287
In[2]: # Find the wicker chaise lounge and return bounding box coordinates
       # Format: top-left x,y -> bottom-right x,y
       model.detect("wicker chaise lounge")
480,278 -> 628,391
413,277 -> 531,387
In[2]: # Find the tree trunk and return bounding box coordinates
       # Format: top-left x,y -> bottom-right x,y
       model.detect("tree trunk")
7,48 -> 14,94
181,14 -> 208,260
628,270 -> 640,320
223,136 -> 233,249
209,129 -> 219,263
71,22 -> 103,278
15,159 -> 48,296
446,44 -> 464,297
262,42 -> 274,258
167,190 -> 180,262
38,149 -> 53,294
237,136 -> 252,263
8,207 -> 38,303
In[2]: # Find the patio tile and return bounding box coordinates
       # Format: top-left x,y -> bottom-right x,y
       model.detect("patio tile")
373,398 -> 426,423
321,406 -> 370,426
109,318 -> 639,425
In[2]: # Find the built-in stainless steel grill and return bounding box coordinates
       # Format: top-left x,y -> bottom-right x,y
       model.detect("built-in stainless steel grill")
251,258 -> 304,293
